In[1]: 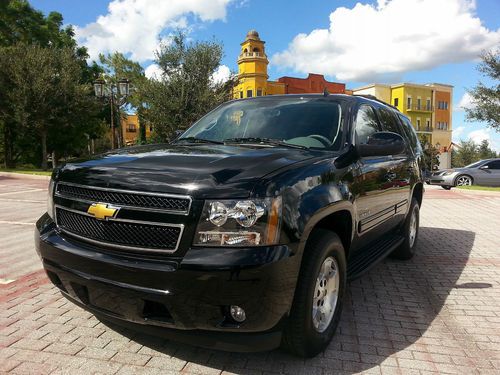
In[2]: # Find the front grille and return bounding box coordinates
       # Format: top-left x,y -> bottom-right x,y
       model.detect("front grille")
56,207 -> 182,252
56,183 -> 191,214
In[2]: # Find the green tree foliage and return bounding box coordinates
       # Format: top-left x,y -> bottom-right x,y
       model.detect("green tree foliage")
450,139 -> 497,168
142,32 -> 235,141
0,0 -> 103,168
98,52 -> 147,145
0,44 -> 100,169
418,137 -> 440,171
465,49 -> 500,131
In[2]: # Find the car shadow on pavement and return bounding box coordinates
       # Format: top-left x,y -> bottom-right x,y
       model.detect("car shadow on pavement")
100,226 -> 475,374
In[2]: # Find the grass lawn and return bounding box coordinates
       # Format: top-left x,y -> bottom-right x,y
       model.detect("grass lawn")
0,168 -> 52,176
457,185 -> 500,192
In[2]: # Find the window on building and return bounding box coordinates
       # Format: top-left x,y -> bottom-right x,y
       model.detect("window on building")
246,89 -> 253,98
445,101 -> 448,110
416,119 -> 421,130
417,98 -> 421,110
426,119 -> 431,131
407,96 -> 412,109
256,89 -> 262,97
149,125 -> 153,132
426,99 -> 431,110
239,91 -> 243,99
126,123 -> 136,132
394,98 -> 399,107
355,105 -> 380,145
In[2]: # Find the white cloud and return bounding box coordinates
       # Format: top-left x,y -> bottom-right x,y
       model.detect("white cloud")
271,0 -> 500,81
75,0 -> 232,62
211,65 -> 231,84
468,128 -> 500,151
457,92 -> 475,111
144,63 -> 162,80
453,125 -> 465,140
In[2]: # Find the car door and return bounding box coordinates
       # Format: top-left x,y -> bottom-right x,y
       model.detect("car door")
351,104 -> 403,249
477,160 -> 500,186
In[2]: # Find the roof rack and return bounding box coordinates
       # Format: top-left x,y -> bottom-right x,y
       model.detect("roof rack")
353,94 -> 400,112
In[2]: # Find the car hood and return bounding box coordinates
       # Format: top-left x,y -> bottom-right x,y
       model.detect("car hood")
56,143 -> 320,198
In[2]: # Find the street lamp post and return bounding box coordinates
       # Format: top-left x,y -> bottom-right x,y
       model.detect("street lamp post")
93,78 -> 131,149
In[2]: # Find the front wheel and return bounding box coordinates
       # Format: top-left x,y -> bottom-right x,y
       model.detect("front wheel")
455,175 -> 473,186
282,229 -> 346,357
391,198 -> 420,260
441,186 -> 452,190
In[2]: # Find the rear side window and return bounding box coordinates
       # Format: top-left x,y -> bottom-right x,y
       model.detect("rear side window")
355,105 -> 380,145
378,107 -> 403,135
398,114 -> 421,154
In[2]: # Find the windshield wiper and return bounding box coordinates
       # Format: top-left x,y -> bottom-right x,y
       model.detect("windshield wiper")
173,137 -> 224,145
224,137 -> 307,149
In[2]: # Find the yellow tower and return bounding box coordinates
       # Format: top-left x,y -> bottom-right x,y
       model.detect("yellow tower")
234,30 -> 285,99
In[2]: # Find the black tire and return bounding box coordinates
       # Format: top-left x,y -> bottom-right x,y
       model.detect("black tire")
391,198 -> 420,260
454,174 -> 473,187
282,229 -> 347,357
441,186 -> 452,190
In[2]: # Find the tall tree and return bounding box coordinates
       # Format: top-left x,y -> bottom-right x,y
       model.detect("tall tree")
465,49 -> 500,131
478,139 -> 497,160
98,52 -> 147,146
142,32 -> 235,141
452,139 -> 479,167
0,44 -> 98,169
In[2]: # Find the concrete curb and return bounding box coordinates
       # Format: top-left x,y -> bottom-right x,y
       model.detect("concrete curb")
0,172 -> 51,181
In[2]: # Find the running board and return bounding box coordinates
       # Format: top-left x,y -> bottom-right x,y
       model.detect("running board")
347,234 -> 404,280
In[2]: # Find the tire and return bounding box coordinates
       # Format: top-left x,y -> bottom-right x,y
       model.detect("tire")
282,229 -> 346,357
391,197 -> 420,260
441,186 -> 452,190
455,174 -> 473,187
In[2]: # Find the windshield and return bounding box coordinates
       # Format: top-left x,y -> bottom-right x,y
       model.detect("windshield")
464,160 -> 484,168
179,97 -> 343,149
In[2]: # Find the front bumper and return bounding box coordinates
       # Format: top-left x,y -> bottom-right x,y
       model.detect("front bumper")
428,173 -> 456,186
35,214 -> 300,352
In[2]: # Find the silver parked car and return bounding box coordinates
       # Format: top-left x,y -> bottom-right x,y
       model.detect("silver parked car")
429,158 -> 500,189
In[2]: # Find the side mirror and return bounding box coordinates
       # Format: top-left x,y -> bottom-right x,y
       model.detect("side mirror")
357,131 -> 406,157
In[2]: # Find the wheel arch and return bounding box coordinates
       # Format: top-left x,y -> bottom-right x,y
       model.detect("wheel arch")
298,201 -> 355,259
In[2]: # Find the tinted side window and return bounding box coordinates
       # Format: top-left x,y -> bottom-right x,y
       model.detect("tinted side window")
355,105 -> 380,145
485,161 -> 500,170
398,114 -> 421,154
378,107 -> 403,135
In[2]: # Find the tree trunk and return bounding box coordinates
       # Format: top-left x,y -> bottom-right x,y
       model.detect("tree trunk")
41,129 -> 48,171
52,150 -> 57,169
3,122 -> 15,168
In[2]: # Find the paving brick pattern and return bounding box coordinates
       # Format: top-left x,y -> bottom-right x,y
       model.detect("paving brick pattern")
1,176 -> 500,374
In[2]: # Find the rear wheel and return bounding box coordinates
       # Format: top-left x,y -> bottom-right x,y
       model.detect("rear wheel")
441,186 -> 452,190
391,198 -> 419,260
282,229 -> 346,357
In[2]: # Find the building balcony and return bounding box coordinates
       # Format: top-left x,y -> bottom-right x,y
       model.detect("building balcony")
238,52 -> 267,59
407,105 -> 433,112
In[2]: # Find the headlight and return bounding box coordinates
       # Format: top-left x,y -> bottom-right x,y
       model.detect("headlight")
47,179 -> 55,220
194,197 -> 282,246
442,170 -> 454,176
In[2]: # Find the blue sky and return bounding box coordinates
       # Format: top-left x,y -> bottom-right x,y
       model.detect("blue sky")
32,0 -> 500,150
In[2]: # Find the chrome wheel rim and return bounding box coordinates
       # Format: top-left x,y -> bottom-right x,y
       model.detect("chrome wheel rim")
312,256 -> 340,333
456,176 -> 472,186
409,208 -> 418,248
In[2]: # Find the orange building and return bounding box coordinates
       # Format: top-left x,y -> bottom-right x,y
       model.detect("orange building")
278,74 -> 345,94
120,114 -> 152,146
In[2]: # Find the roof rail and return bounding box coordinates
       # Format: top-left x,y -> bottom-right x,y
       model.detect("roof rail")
353,94 -> 400,112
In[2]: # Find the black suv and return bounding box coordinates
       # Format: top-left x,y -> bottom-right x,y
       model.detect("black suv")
36,94 -> 424,357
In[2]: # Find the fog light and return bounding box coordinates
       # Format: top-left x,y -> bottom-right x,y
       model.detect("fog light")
230,305 -> 246,323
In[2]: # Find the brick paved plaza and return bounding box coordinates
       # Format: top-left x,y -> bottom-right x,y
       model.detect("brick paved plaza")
1,173 -> 499,374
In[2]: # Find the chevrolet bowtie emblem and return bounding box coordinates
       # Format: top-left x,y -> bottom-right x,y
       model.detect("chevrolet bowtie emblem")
87,203 -> 120,220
